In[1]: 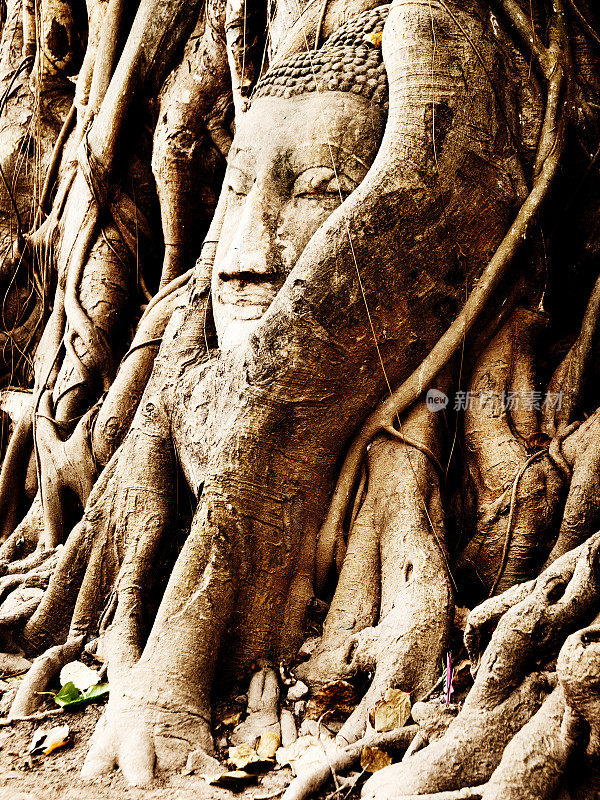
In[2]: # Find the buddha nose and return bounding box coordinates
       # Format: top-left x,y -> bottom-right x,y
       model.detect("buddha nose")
220,190 -> 277,280
236,249 -> 270,275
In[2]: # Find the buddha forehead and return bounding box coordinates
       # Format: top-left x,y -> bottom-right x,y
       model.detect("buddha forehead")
228,92 -> 386,183
227,3 -> 390,180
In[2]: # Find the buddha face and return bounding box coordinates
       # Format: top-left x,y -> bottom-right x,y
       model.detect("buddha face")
211,91 -> 386,350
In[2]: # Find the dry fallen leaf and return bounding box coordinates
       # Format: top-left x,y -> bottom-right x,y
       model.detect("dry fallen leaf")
256,729 -> 280,760
29,724 -> 70,756
218,710 -> 243,728
305,680 -> 359,720
204,769 -> 258,788
451,659 -> 473,692
229,743 -> 260,769
360,745 -> 392,773
373,688 -> 411,733
228,742 -> 274,775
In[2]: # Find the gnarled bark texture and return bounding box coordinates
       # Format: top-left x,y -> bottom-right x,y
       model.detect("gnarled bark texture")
0,0 -> 599,797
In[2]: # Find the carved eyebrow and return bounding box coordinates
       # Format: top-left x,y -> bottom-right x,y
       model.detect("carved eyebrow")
227,148 -> 255,175
227,164 -> 252,177
292,143 -> 371,180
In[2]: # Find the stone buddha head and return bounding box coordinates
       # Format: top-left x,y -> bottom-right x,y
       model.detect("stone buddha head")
211,6 -> 390,351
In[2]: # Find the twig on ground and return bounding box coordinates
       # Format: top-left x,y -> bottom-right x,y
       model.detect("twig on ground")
0,707 -> 64,727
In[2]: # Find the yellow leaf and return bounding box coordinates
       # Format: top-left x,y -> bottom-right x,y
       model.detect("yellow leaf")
228,743 -> 259,769
373,688 -> 411,733
256,729 -> 280,760
29,724 -> 70,756
360,745 -> 392,773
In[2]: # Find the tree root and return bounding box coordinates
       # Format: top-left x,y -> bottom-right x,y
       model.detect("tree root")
0,410 -> 32,543
296,394 -> 453,720
385,790 -> 487,800
9,635 -> 83,718
282,726 -> 418,800
315,36 -> 567,587
0,3 -> 597,798
0,0 -> 211,558
0,547 -> 61,630
0,499 -> 44,565
300,393 -> 452,745
362,670 -> 553,798
558,617 -> 600,758
151,0 -> 230,288
543,411 -> 600,565
363,532 -> 600,799
480,685 -> 570,800
457,307 -> 564,595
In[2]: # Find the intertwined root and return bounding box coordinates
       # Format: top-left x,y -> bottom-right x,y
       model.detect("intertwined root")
457,308 -> 565,595
362,532 -> 600,799
298,397 -> 453,745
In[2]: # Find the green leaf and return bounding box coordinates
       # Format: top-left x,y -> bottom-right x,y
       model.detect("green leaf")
54,681 -> 83,707
82,682 -> 109,702
51,680 -> 109,709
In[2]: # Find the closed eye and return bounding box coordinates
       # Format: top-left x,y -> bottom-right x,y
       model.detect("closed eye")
292,167 -> 356,199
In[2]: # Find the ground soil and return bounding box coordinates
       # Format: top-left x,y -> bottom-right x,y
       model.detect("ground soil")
0,694 -> 297,800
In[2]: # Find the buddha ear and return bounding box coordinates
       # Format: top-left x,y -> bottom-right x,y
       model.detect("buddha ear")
189,190 -> 227,344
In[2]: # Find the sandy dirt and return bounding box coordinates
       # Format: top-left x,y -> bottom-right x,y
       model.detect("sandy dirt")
0,659 -> 368,800
0,700 -> 295,800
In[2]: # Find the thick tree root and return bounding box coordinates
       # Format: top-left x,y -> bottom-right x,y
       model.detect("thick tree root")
557,616 -> 600,798
457,307 -> 564,594
2,2 -> 599,797
361,671 -> 553,798
151,0 -> 230,287
81,666 -> 213,786
480,686 -> 570,800
9,635 -> 83,718
282,726 -> 418,800
299,395 -> 452,746
363,533 -> 600,799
